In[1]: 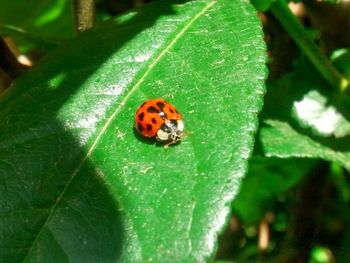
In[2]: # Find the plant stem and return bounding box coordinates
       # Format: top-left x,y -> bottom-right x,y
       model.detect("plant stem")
74,0 -> 94,32
273,161 -> 330,262
270,0 -> 349,93
0,38 -> 22,81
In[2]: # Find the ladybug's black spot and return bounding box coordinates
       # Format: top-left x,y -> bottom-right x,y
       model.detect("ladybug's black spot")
147,106 -> 159,113
138,112 -> 145,121
146,124 -> 153,131
156,102 -> 165,109
151,118 -> 157,124
138,123 -> 143,132
169,108 -> 174,114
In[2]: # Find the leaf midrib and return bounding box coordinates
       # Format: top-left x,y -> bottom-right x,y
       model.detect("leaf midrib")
22,1 -> 217,261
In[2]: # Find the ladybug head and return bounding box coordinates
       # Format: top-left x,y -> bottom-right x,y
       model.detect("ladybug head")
156,119 -> 184,144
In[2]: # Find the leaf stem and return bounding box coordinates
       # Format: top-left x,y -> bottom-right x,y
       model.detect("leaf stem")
74,0 -> 94,32
0,38 -> 22,81
270,0 -> 349,92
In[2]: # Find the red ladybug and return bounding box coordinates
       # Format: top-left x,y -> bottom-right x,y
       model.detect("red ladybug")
135,98 -> 184,145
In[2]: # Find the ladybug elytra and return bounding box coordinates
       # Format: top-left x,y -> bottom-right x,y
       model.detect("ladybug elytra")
134,98 -> 184,145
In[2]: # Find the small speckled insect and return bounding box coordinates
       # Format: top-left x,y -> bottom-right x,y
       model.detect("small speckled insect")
135,98 -> 184,145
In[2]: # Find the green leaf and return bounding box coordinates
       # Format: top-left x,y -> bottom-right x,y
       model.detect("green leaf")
318,0 -> 341,4
310,246 -> 334,263
232,156 -> 314,224
250,0 -> 275,12
0,0 -> 266,261
259,120 -> 350,171
258,50 -> 350,170
332,48 -> 350,79
291,89 -> 350,138
0,0 -> 74,38
0,0 -> 75,52
330,162 -> 350,202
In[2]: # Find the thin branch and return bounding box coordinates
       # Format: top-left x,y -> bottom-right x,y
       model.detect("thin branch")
274,161 -> 330,263
270,0 -> 349,93
0,38 -> 22,81
74,0 -> 95,32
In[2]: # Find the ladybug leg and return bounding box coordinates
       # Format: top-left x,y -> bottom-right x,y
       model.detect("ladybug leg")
163,141 -> 173,148
164,138 -> 183,148
182,130 -> 190,137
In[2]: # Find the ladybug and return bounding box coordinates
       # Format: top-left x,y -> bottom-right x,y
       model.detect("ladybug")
135,98 -> 184,145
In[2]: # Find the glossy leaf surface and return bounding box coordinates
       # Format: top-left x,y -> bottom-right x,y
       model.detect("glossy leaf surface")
0,0 -> 266,261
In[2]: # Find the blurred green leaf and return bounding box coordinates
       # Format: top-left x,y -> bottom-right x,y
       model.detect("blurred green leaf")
0,0 -> 74,52
0,0 -> 74,38
259,53 -> 350,171
318,0 -> 341,4
0,0 -> 266,261
250,0 -> 275,11
330,162 -> 350,202
262,59 -> 350,138
292,89 -> 350,138
310,246 -> 334,263
332,48 -> 350,79
233,156 -> 314,224
259,120 -> 350,171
